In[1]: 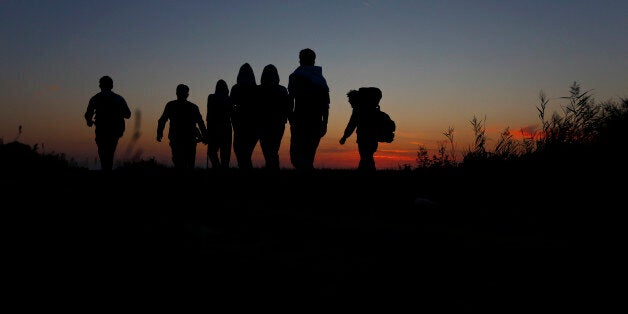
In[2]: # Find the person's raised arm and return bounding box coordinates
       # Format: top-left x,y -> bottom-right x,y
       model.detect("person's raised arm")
320,91 -> 330,137
339,110 -> 357,145
121,96 -> 131,119
156,104 -> 169,142
85,98 -> 95,127
320,107 -> 329,137
195,107 -> 208,143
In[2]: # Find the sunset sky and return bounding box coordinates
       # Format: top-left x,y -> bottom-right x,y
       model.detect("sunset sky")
1,0 -> 627,170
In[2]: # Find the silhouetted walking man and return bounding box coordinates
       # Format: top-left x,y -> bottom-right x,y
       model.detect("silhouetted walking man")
206,79 -> 232,169
259,64 -> 291,171
157,84 -> 208,170
339,88 -> 381,172
84,75 -> 131,171
288,48 -> 330,170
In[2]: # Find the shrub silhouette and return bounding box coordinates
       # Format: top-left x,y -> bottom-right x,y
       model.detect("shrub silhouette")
0,140 -> 78,173
416,81 -> 627,169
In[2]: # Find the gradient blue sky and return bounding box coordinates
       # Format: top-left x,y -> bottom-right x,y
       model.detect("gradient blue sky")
1,0 -> 627,169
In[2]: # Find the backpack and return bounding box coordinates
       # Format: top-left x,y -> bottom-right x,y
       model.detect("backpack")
375,109 -> 396,143
358,87 -> 395,143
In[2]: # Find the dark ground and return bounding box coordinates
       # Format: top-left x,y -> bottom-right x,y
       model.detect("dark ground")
2,162 -> 623,311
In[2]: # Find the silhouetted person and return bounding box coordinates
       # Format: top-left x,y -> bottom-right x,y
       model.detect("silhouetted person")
230,63 -> 259,170
339,88 -> 381,172
84,75 -> 131,171
258,64 -> 291,171
206,79 -> 232,169
157,84 -> 208,170
288,48 -> 330,170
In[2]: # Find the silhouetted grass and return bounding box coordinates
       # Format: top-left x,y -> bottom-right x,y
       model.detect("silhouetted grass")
415,81 -> 628,171
0,140 -> 85,174
2,148 -> 618,308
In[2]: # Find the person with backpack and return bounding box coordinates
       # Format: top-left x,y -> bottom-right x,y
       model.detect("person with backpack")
339,88 -> 382,172
84,75 -> 132,171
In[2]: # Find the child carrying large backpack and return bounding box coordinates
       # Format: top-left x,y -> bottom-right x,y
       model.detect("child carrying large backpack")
339,87 -> 395,171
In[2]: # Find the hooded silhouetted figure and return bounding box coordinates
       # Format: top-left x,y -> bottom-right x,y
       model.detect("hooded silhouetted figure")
206,79 -> 232,169
258,64 -> 291,171
288,48 -> 330,170
230,63 -> 259,170
84,75 -> 131,171
157,84 -> 208,170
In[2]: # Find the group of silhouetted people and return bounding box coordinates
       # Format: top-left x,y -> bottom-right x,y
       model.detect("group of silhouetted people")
220,48 -> 329,172
85,48 -> 383,172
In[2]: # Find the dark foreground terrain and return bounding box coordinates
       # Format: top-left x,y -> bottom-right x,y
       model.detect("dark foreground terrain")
2,161 -> 623,311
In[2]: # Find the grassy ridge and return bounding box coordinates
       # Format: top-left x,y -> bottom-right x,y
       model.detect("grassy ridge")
2,158 -> 622,309
2,81 -> 624,309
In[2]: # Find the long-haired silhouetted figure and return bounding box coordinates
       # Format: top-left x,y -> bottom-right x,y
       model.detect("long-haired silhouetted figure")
230,63 -> 259,170
206,79 -> 232,169
339,88 -> 381,172
259,64 -> 291,171
288,48 -> 330,170
157,84 -> 208,170
84,75 -> 131,171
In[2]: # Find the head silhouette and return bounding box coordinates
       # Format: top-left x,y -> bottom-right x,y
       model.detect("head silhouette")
299,48 -> 316,66
99,76 -> 113,90
215,79 -> 229,95
176,84 -> 189,100
347,89 -> 361,108
237,63 -> 256,86
261,64 -> 280,86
